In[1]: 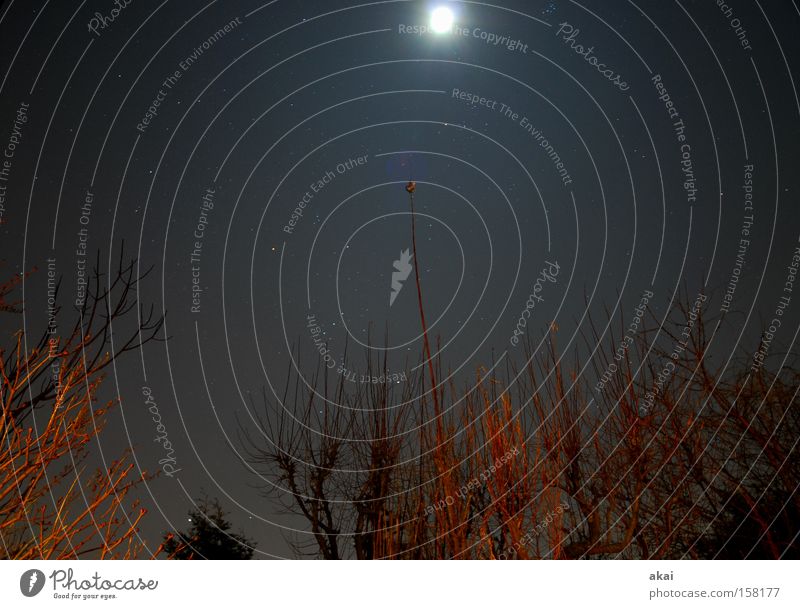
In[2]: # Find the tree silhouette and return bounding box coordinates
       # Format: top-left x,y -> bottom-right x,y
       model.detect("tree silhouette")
0,250 -> 165,558
162,496 -> 256,559
244,292 -> 800,559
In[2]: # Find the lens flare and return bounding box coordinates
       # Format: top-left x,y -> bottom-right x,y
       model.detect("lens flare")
430,7 -> 454,33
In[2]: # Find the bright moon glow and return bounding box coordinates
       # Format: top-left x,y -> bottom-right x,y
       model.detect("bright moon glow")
430,7 -> 454,33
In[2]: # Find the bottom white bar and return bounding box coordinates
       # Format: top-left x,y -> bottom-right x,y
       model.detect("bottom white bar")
1,560 -> 796,608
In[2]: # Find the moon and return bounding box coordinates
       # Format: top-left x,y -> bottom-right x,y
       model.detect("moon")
430,6 -> 454,34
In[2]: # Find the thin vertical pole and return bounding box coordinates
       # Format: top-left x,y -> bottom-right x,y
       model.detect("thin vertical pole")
408,183 -> 440,414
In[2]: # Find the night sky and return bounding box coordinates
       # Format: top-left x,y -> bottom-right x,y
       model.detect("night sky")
1,0 -> 799,558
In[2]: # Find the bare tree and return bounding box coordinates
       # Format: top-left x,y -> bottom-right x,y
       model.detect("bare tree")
244,291 -> 799,559
0,250 -> 165,559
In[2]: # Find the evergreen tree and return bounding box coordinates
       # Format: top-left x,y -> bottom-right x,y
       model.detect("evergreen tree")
163,497 -> 255,559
